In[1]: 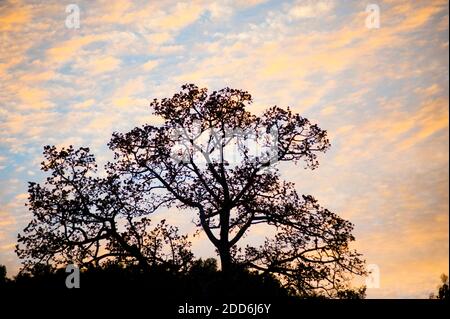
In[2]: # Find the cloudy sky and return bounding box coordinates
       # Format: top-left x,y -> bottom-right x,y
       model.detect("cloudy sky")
0,0 -> 448,298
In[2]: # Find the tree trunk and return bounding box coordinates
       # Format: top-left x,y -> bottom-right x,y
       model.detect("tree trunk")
219,207 -> 232,273
219,244 -> 232,274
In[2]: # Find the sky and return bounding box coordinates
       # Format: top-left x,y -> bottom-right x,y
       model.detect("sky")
0,0 -> 448,298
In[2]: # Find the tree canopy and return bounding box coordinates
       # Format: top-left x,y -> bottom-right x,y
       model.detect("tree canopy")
17,84 -> 366,297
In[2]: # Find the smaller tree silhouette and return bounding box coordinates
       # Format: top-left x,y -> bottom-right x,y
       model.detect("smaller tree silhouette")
430,274 -> 449,300
16,148 -> 193,272
0,264 -> 7,286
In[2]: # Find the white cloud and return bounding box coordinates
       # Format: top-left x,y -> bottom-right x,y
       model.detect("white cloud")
288,0 -> 334,19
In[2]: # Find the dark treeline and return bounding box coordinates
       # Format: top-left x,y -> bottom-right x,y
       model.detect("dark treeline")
0,259 -> 365,300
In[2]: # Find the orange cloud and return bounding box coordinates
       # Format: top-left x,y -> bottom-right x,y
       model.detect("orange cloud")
146,32 -> 172,45
82,56 -> 121,75
156,2 -> 204,30
0,3 -> 31,32
395,1 -> 445,32
320,105 -> 336,116
142,59 -> 160,71
73,99 -> 96,109
0,211 -> 16,227
19,71 -> 56,83
398,98 -> 449,150
414,84 -> 442,97
47,34 -> 108,64
17,87 -> 52,109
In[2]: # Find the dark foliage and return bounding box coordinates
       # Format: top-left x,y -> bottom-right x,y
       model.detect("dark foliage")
0,264 -> 6,287
430,274 -> 449,300
0,261 -> 365,300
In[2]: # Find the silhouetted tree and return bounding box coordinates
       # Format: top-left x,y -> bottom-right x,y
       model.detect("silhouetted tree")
430,274 -> 449,300
17,159 -> 193,271
336,287 -> 366,299
17,84 -> 365,297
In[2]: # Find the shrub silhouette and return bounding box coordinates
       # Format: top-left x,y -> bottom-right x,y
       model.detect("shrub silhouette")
1,261 -> 367,300
1,260 -> 293,300
430,274 -> 449,300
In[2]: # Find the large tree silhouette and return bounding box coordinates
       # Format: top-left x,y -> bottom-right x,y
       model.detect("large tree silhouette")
17,84 -> 365,297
